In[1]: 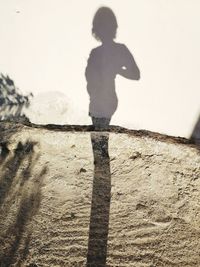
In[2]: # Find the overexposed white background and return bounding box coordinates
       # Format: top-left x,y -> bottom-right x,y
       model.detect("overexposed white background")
0,0 -> 200,138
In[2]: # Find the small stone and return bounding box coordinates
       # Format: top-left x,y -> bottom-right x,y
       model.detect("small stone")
136,203 -> 147,210
71,212 -> 75,219
80,168 -> 87,173
129,152 -> 141,160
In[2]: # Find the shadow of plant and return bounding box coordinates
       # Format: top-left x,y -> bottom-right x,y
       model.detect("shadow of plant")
0,139 -> 48,267
190,115 -> 200,146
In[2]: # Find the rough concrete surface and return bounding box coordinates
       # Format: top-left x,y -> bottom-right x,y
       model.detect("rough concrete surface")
0,122 -> 200,267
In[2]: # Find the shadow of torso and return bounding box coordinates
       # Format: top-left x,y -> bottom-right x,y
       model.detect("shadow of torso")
86,42 -> 133,118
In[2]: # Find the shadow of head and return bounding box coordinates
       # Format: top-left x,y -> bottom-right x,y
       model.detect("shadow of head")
92,7 -> 118,42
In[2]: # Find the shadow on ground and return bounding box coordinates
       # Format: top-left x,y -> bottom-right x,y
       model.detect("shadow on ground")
87,132 -> 111,267
0,139 -> 48,267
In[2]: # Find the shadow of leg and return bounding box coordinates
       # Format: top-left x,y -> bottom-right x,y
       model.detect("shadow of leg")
87,132 -> 111,267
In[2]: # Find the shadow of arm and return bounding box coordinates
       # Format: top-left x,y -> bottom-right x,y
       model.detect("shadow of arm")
118,45 -> 140,80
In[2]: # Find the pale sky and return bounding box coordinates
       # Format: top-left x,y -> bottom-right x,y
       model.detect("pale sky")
0,0 -> 200,138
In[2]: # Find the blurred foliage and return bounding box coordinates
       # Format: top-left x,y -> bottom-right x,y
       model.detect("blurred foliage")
0,73 -> 33,121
